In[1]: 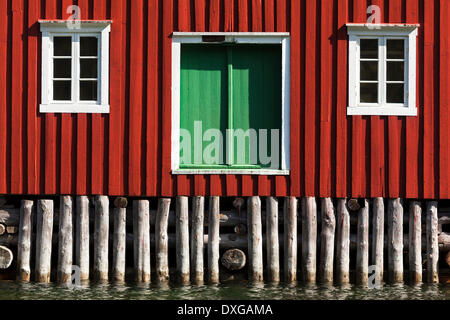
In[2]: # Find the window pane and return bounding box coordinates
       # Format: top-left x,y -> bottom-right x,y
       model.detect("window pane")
360,61 -> 378,81
387,39 -> 404,59
360,39 -> 378,59
54,37 -> 72,56
80,37 -> 98,56
387,83 -> 404,103
53,80 -> 71,100
80,59 -> 98,78
387,61 -> 404,81
80,81 -> 98,101
360,83 -> 378,103
53,59 -> 71,78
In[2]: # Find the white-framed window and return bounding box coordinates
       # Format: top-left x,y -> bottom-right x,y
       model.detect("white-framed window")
39,21 -> 111,113
171,32 -> 291,175
347,24 -> 419,116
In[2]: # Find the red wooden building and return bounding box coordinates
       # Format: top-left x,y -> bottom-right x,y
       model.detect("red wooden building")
0,0 -> 448,200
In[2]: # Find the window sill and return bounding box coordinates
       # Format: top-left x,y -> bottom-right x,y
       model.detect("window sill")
347,106 -> 417,116
40,104 -> 110,114
172,169 -> 290,176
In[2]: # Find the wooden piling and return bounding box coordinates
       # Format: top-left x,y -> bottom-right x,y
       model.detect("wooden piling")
176,196 -> 190,285
266,197 -> 280,283
17,200 -> 33,281
336,199 -> 350,285
156,198 -> 171,283
426,201 -> 439,283
356,199 -> 369,286
112,206 -> 126,282
409,201 -> 422,283
93,196 -> 109,282
208,196 -> 220,284
388,198 -> 404,283
284,197 -> 297,283
57,196 -> 73,284
319,198 -> 335,285
302,197 -> 317,284
76,196 -> 90,281
133,200 -> 151,283
191,196 -> 204,284
247,196 -> 263,283
371,198 -> 384,285
35,200 -> 54,283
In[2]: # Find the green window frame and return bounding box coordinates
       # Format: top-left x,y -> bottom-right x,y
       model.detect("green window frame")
179,43 -> 282,170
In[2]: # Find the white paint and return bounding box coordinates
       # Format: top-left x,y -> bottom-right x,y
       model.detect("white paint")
39,20 -> 111,113
171,32 -> 291,175
347,24 -> 418,116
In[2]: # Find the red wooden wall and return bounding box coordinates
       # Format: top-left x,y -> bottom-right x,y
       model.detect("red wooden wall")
0,0 -> 448,199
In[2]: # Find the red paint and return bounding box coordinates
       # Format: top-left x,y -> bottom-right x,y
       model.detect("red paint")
0,0 -> 447,199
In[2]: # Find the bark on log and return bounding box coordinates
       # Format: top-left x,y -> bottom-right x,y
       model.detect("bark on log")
208,196 -> 220,284
266,197 -> 280,283
426,201 -> 439,284
320,198 -> 335,285
35,200 -> 54,283
176,197 -> 190,285
409,201 -> 422,283
356,200 -> 369,286
17,200 -> 33,281
302,197 -> 317,284
155,198 -> 171,283
57,196 -> 73,284
446,250 -> 450,268
112,207 -> 126,282
0,224 -> 5,236
76,196 -> 90,281
93,196 -> 109,282
371,198 -> 384,285
133,200 -> 151,283
284,197 -> 297,283
388,199 -> 404,283
336,199 -> 350,285
191,197 -> 204,285
247,197 -> 263,283
0,245 -> 13,269
221,249 -> 246,271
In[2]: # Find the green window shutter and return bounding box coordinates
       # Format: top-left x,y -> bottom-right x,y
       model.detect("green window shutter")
180,44 -> 282,170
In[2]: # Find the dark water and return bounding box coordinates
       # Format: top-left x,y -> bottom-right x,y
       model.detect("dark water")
0,281 -> 448,300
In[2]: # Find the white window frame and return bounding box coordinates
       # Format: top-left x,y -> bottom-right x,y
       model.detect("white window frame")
347,24 -> 419,116
39,20 -> 111,113
171,32 -> 291,175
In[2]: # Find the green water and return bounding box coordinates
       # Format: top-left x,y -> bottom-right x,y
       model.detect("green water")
0,281 -> 448,300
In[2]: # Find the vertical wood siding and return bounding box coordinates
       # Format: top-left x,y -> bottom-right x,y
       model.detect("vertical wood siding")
0,0 -> 448,199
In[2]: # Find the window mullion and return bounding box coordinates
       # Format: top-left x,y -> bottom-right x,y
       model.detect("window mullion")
74,34 -> 80,103
380,37 -> 386,105
227,47 -> 233,166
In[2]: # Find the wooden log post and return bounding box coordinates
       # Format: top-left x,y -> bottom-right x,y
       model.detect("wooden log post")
35,200 -> 54,283
57,196 -> 73,284
76,196 -> 90,281
302,197 -> 317,284
388,199 -> 404,283
372,198 -> 384,285
17,200 -> 33,281
112,206 -> 126,282
176,196 -> 190,285
409,201 -> 422,283
247,197 -> 263,283
266,197 -> 280,283
336,199 -> 350,285
191,197 -> 204,285
356,199 -> 369,286
208,196 -> 220,284
284,197 -> 297,283
133,200 -> 151,283
319,198 -> 335,285
155,198 -> 171,283
426,201 -> 439,283
93,196 -> 109,282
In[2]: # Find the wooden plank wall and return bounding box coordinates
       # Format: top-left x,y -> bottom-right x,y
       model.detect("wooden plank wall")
0,0 -> 447,199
